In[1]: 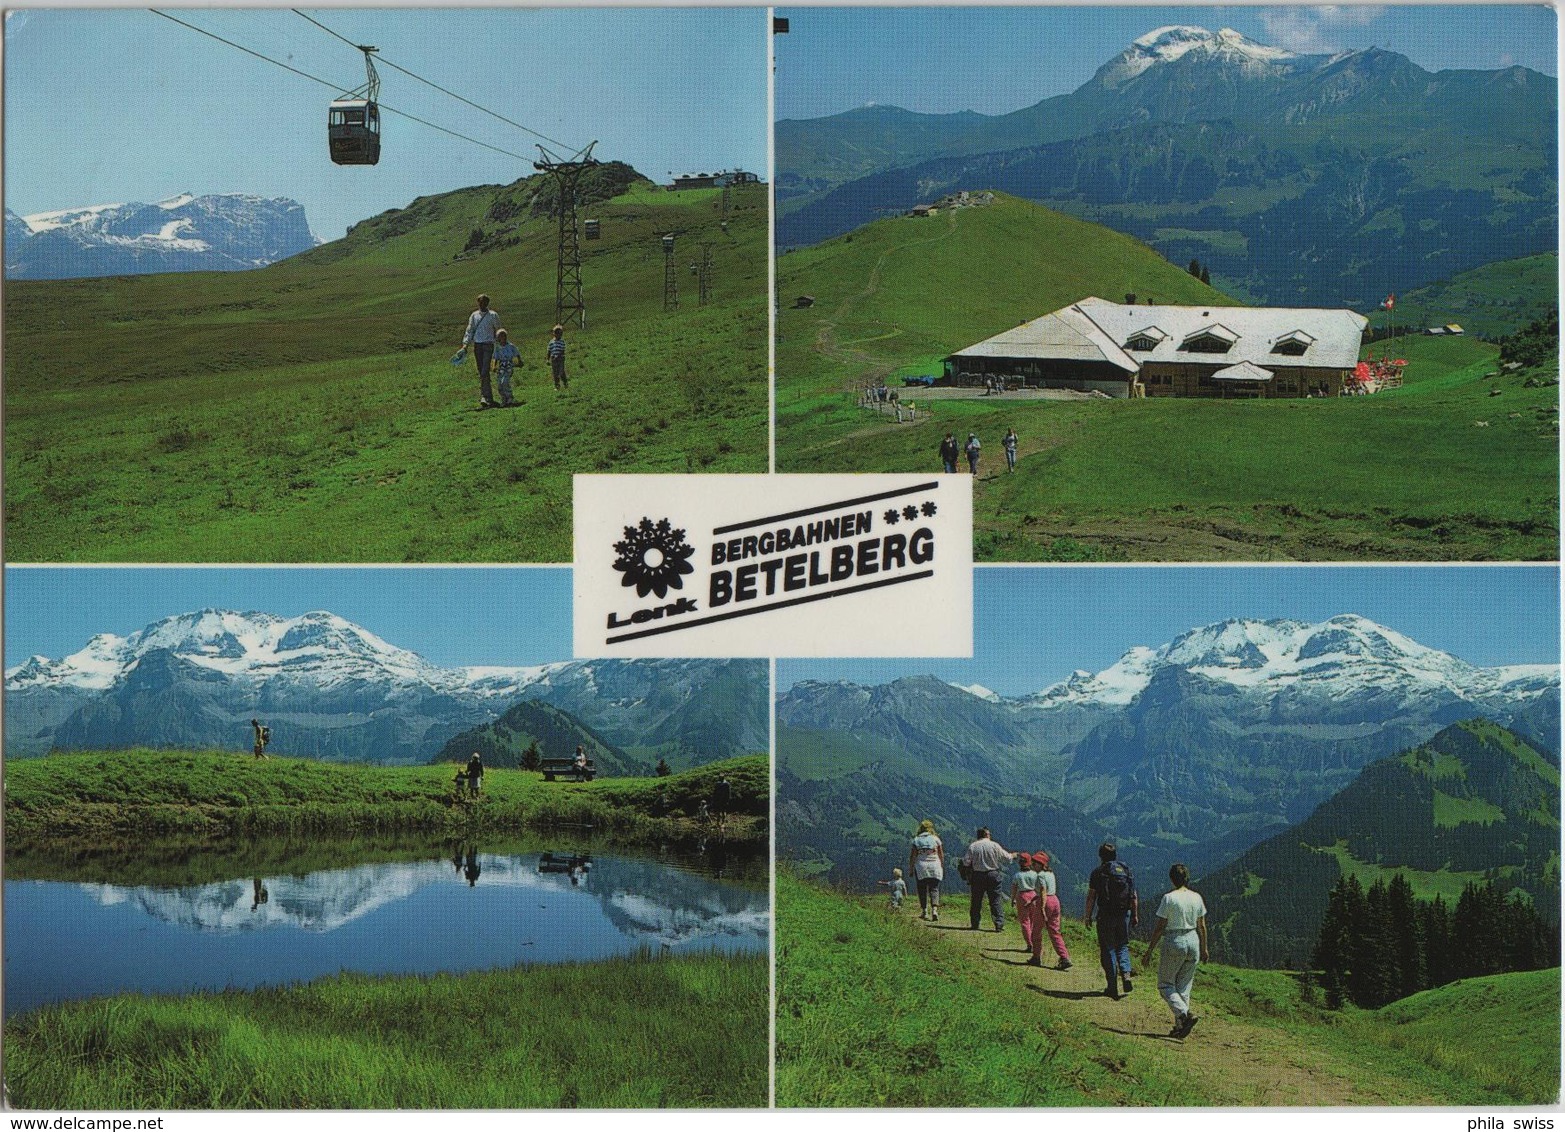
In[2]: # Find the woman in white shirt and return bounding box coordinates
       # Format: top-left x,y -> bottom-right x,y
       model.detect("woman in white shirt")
907,820 -> 945,921
1143,862 -> 1209,1039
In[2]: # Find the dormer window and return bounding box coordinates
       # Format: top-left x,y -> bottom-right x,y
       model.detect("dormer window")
1271,330 -> 1315,356
1181,324 -> 1238,354
1124,326 -> 1167,352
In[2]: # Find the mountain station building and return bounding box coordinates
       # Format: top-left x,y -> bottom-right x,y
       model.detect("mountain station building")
944,297 -> 1369,399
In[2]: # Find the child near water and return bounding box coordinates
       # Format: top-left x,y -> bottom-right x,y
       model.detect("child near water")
878,868 -> 907,910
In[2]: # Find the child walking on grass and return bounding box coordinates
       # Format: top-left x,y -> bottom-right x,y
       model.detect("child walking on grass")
493,329 -> 522,407
878,868 -> 907,910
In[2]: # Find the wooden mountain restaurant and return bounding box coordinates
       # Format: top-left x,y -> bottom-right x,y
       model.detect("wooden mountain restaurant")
945,297 -> 1370,399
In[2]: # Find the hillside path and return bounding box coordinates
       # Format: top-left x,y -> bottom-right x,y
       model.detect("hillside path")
813,210 -> 960,390
916,915 -> 1402,1105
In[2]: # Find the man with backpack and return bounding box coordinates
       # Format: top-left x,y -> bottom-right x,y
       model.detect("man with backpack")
1084,841 -> 1139,999
251,718 -> 271,760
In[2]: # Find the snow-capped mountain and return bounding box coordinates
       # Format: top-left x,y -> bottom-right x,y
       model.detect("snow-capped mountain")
1027,615 -> 1556,712
778,614 -> 1559,881
5,193 -> 317,280
1093,25 -> 1311,89
6,610 -> 765,765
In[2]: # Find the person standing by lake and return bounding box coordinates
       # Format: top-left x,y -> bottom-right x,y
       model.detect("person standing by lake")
250,718 -> 270,760
1144,862 -> 1209,1039
1084,842 -> 1138,999
460,294 -> 502,409
465,751 -> 484,798
908,820 -> 946,921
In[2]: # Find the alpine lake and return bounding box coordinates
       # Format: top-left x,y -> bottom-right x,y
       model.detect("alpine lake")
4,833 -> 767,1016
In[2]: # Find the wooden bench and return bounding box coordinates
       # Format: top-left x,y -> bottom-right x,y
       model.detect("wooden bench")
541,757 -> 596,782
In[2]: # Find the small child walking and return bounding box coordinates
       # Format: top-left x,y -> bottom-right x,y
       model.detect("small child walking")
547,324 -> 568,390
493,329 -> 522,407
878,868 -> 907,910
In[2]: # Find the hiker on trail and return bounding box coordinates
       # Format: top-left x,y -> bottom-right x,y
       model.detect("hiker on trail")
466,751 -> 484,798
1033,851 -> 1071,970
492,329 -> 522,407
547,324 -> 569,390
1144,862 -> 1209,1040
1084,842 -> 1139,999
939,433 -> 960,474
907,819 -> 945,921
1003,428 -> 1019,473
962,826 -> 1014,932
878,868 -> 907,910
460,294 -> 502,409
964,432 -> 981,475
1011,852 -> 1045,964
251,718 -> 271,760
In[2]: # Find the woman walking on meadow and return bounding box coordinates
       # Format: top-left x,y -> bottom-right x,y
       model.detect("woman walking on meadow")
907,820 -> 946,921
1033,851 -> 1071,969
1143,862 -> 1209,1039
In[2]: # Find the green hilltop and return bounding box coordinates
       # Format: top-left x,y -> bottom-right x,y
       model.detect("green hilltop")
775,192 -> 1558,562
1366,252 -> 1560,340
3,170 -> 768,562
1201,720 -> 1561,969
432,698 -> 631,776
776,873 -> 1560,1106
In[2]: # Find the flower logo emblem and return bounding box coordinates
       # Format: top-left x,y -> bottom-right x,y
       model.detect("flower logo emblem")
613,517 -> 696,599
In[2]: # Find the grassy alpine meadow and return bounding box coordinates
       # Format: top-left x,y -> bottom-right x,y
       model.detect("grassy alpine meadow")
2,749 -> 768,849
4,950 -> 768,1108
775,873 -> 1560,1107
2,178 -> 767,562
775,194 -> 1558,562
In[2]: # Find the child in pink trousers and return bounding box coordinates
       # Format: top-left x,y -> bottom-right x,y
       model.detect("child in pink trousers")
1011,852 -> 1046,964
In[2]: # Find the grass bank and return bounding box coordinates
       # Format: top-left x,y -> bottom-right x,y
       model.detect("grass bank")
4,950 -> 767,1108
776,874 -> 1559,1106
3,181 -> 768,563
3,750 -> 767,849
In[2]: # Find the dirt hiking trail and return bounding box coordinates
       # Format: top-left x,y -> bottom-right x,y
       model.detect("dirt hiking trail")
916,911 -> 1442,1105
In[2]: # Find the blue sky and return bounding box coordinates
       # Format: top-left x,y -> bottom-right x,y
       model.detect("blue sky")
783,565 -> 1561,697
4,8 -> 768,240
4,567 -> 572,671
775,5 -> 1558,119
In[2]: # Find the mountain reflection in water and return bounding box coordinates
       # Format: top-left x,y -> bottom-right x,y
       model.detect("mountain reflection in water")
4,848 -> 766,1015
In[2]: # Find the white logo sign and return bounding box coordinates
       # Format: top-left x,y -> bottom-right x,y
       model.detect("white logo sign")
574,475 -> 973,658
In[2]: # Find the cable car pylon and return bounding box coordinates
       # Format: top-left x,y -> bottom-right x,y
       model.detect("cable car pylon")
534,141 -> 599,332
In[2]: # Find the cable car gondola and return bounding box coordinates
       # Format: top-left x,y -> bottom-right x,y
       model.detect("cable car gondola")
329,45 -> 381,166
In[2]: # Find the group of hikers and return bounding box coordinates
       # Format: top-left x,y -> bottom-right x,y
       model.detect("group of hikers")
891,823 -> 1210,1041
939,428 -> 1019,475
456,294 -> 570,410
451,744 -> 596,798
863,382 -> 920,423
